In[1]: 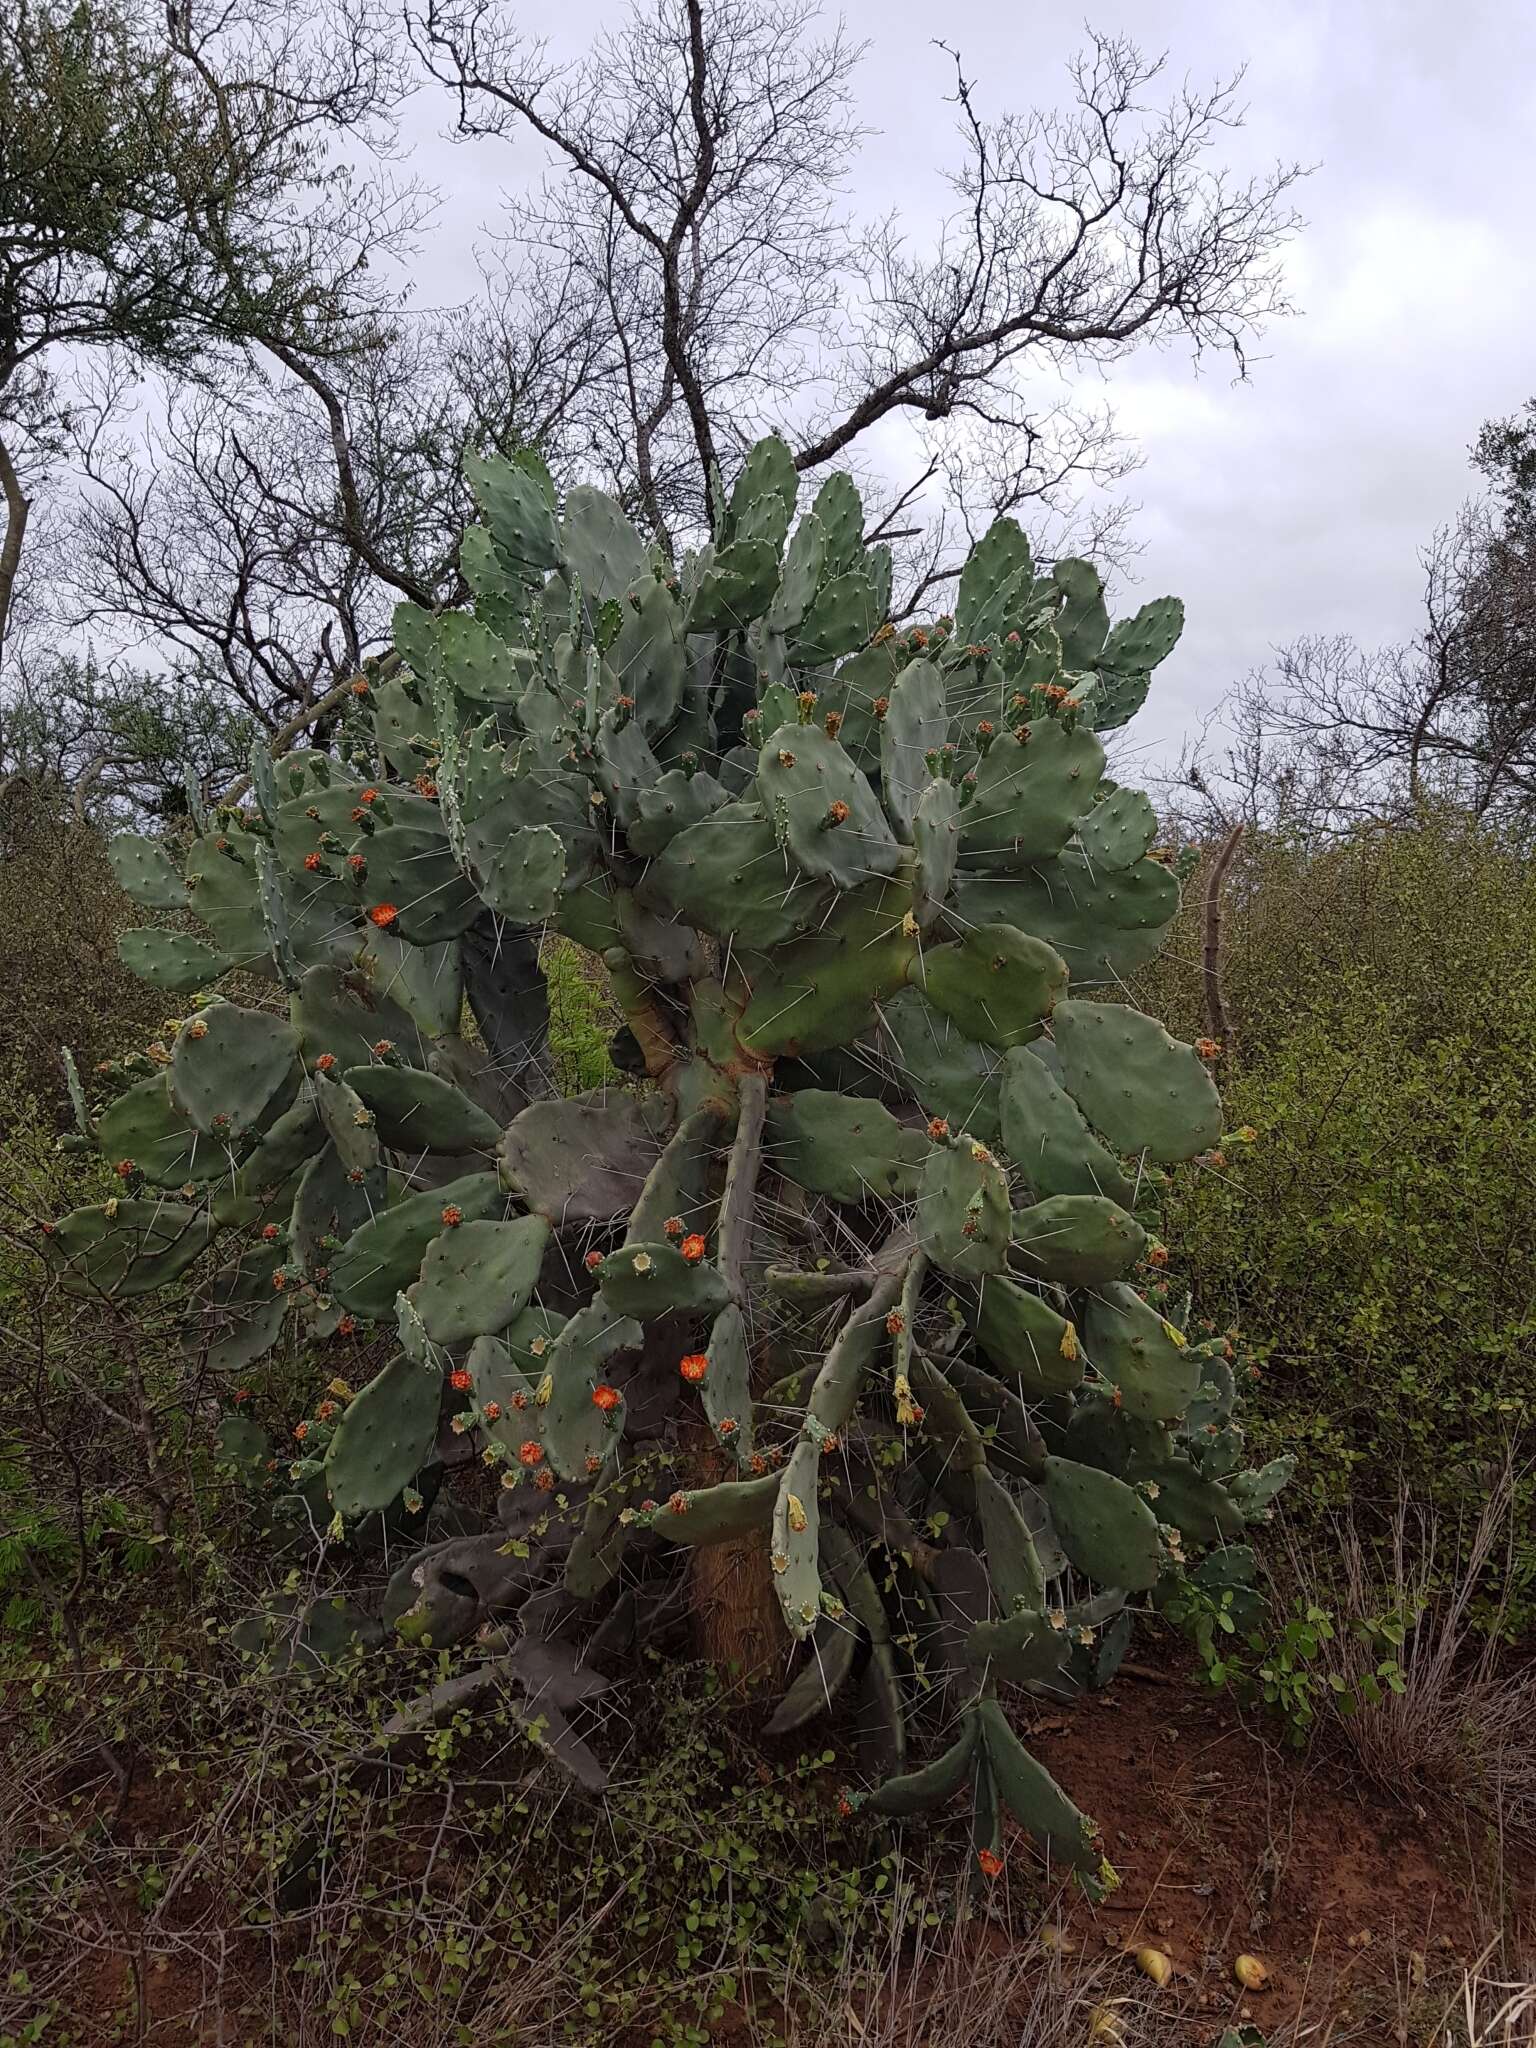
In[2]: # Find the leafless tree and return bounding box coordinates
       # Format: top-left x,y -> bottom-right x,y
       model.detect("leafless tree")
413,0 -> 1308,586
1171,496 -> 1536,844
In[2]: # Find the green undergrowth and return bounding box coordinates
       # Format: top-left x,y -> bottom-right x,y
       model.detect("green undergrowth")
1,1631 -> 982,2047
1139,812 -> 1536,1633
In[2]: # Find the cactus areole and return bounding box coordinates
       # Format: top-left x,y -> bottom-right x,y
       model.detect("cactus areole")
61,440 -> 1291,1891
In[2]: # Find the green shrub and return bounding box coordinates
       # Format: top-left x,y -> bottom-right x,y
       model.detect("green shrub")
0,782 -> 165,1106
1150,814 -> 1536,1627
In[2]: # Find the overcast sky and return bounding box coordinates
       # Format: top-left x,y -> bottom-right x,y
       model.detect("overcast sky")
398,0 -> 1536,762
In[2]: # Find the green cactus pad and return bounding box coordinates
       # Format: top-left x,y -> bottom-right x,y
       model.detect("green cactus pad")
108,833 -> 190,911
726,434 -> 798,550
649,1470 -> 779,1546
764,1089 -> 927,1203
998,1045 -> 1136,1207
97,1075 -> 229,1187
357,925 -> 464,1039
865,1718 -> 977,1816
756,723 -> 900,888
325,1351 -> 443,1518
351,824 -> 480,945
955,517 -> 1034,652
1076,787 -> 1158,872
978,1699 -> 1104,1892
628,1104 -> 725,1241
540,1299 -> 643,1478
913,923 -> 1066,1050
876,989 -> 1006,1142
236,1093 -> 326,1195
171,1006 -> 299,1139
771,1437 -> 824,1639
1081,1282 -> 1203,1422
969,1272 -> 1084,1398
330,1171 -> 504,1320
560,486 -> 651,603
293,965 -> 430,1072
185,831 -> 271,973
1009,1195 -> 1147,1287
911,778 -> 961,930
117,929 -> 228,994
465,451 -> 562,575
1099,595 -> 1184,675
409,1215 -> 549,1345
915,1132 -> 1011,1279
48,1199 -> 215,1298
973,1465 -> 1048,1614
612,579 -> 686,735
1051,558 -> 1109,669
1040,1454 -> 1163,1590
808,472 -> 863,576
313,1073 -> 384,1177
954,852 -> 1179,987
738,872 -> 915,1057
343,1064 -> 501,1154
642,802 -> 833,948
596,1240 -> 730,1321
463,821 -> 565,925
695,1303 -> 755,1467
1053,1001 -> 1222,1163
290,1141 -> 383,1275
689,539 -> 781,632
879,659 -> 947,837
957,720 -> 1106,870
788,565 -> 882,669
499,1090 -> 673,1224
765,510 -> 826,635
627,768 -> 729,857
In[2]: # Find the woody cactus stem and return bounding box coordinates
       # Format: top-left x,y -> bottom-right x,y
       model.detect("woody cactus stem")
60,437 -> 1292,1896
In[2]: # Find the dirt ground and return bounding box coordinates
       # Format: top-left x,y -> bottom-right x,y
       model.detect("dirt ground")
11,1637 -> 1531,2047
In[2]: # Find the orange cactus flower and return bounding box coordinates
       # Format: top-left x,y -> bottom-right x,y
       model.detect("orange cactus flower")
591,1383 -> 621,1411
293,1421 -> 309,1442
976,1848 -> 1004,1879
518,1440 -> 544,1466
314,1052 -> 337,1073
717,1417 -> 737,1436
585,1454 -> 603,1474
1194,1037 -> 1223,1060
584,1249 -> 603,1272
440,1204 -> 463,1227
450,1368 -> 472,1392
115,1158 -> 136,1178
534,1468 -> 555,1491
347,853 -> 366,873
261,1223 -> 280,1241
927,1118 -> 949,1141
316,1400 -> 338,1422
826,799 -> 850,826
663,1215 -> 684,1238
679,1353 -> 708,1383
367,903 -> 398,929
667,1490 -> 690,1515
483,1401 -> 502,1422
336,1314 -> 356,1337
303,851 -> 324,872
360,787 -> 379,804
350,677 -> 370,697
885,1310 -> 905,1336
680,1233 -> 707,1265
1147,1244 -> 1169,1268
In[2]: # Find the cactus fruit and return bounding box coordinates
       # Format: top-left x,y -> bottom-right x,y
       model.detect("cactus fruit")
64,441 -> 1284,1888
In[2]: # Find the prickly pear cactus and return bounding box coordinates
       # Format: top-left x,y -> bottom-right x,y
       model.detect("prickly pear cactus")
52,440 -> 1291,1892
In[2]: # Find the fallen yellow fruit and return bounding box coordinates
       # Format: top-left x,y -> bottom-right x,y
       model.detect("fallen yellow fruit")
1134,1946 -> 1173,1987
1234,1953 -> 1270,1990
